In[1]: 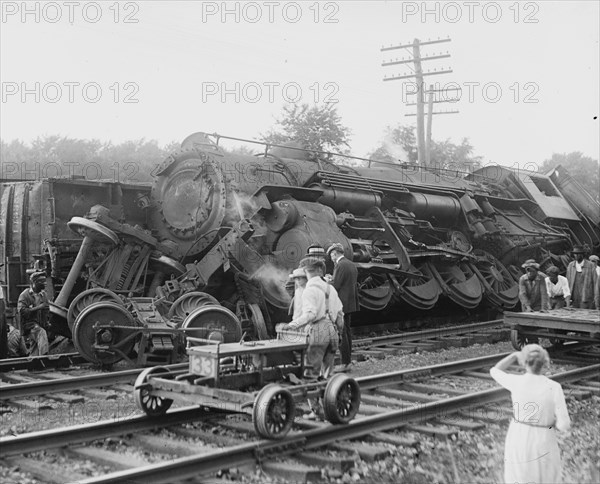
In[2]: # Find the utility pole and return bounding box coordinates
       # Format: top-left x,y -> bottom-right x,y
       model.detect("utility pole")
382,37 -> 458,167
425,87 -> 434,166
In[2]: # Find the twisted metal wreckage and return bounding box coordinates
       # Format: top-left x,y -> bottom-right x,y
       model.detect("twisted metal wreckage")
1,132 -> 598,365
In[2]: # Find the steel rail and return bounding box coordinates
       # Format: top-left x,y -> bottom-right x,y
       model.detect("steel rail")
0,406 -> 222,457
0,363 -> 188,401
0,353 -> 87,372
1,350 -> 588,457
0,352 -> 507,456
354,319 -> 503,347
70,362 -> 600,484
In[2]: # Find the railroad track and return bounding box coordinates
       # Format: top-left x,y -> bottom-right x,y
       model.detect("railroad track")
0,319 -> 507,375
0,319 -> 508,404
1,352 -> 598,484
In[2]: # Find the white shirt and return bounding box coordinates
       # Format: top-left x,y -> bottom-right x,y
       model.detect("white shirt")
546,275 -> 571,298
290,276 -> 343,329
575,260 -> 584,273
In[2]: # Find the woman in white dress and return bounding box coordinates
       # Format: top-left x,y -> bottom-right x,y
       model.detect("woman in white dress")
490,344 -> 571,484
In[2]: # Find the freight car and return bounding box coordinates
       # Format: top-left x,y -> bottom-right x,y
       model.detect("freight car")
1,132 -> 598,363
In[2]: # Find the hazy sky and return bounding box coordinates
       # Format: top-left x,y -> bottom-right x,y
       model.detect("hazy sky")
1,0 -> 598,168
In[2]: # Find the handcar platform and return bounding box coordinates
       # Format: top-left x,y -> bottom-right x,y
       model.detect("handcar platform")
132,330 -> 361,439
504,308 -> 600,350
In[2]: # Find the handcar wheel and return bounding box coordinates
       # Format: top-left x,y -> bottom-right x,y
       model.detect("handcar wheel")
510,329 -> 539,350
252,384 -> 295,439
133,366 -> 173,417
323,374 -> 361,424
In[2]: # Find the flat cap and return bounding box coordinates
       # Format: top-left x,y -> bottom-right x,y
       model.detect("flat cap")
30,271 -> 47,282
589,255 -> 599,262
521,259 -> 540,270
290,268 -> 307,279
545,265 -> 560,275
326,243 -> 344,256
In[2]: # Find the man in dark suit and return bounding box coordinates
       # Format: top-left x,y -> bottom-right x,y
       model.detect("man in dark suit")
327,243 -> 359,372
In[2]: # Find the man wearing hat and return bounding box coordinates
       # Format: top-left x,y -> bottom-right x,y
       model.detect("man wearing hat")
17,271 -> 49,356
288,268 -> 308,320
545,266 -> 571,310
519,260 -> 549,312
566,246 -> 596,309
284,257 -> 341,381
589,254 -> 600,279
327,242 -> 359,372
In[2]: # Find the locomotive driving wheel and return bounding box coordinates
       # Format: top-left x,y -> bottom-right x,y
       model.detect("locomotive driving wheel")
72,301 -> 139,365
133,366 -> 173,417
167,292 -> 220,322
390,262 -> 441,310
472,250 -> 519,308
323,374 -> 361,424
252,384 -> 295,439
429,260 -> 483,309
181,305 -> 242,344
67,288 -> 123,331
357,271 -> 393,311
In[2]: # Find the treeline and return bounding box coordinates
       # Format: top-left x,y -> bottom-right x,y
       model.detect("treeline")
0,136 -> 180,184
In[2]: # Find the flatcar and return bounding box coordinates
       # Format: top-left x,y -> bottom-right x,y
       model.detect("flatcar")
505,308 -> 600,350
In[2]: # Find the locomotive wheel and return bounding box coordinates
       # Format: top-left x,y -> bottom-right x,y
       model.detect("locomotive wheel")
510,329 -> 539,350
357,272 -> 393,311
182,305 -> 242,344
168,292 -> 220,321
133,366 -> 173,417
390,263 -> 440,310
323,374 -> 361,424
73,302 -> 139,365
248,303 -> 269,340
429,260 -> 483,309
67,217 -> 119,245
67,288 -> 123,332
252,384 -> 295,439
472,250 -> 519,308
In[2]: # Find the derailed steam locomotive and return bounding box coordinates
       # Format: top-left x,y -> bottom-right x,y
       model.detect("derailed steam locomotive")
1,132 -> 598,364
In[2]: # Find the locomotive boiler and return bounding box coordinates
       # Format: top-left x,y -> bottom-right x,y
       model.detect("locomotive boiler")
1,131 -> 598,364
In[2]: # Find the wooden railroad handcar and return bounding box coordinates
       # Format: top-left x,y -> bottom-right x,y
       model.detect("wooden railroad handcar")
133,329 -> 361,439
505,308 -> 600,350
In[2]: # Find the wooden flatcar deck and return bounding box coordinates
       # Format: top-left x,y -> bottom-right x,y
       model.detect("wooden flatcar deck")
504,308 -> 600,333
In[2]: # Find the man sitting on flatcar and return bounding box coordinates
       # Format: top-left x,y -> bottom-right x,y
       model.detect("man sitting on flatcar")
519,260 -> 549,312
545,266 -> 571,310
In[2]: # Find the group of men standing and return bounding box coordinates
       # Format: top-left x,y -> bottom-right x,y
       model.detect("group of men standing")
282,243 -> 359,379
519,246 -> 600,312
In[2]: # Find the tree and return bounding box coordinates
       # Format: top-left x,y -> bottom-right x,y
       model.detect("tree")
262,103 -> 351,157
368,125 -> 482,172
0,136 -> 179,183
540,152 -> 599,202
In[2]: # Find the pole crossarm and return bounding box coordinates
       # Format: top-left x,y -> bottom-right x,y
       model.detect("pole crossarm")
382,54 -> 451,66
384,69 -> 453,81
381,38 -> 451,51
405,111 -> 459,117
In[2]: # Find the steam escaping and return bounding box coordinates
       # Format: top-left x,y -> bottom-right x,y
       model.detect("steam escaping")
251,262 -> 292,306
231,191 -> 261,220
